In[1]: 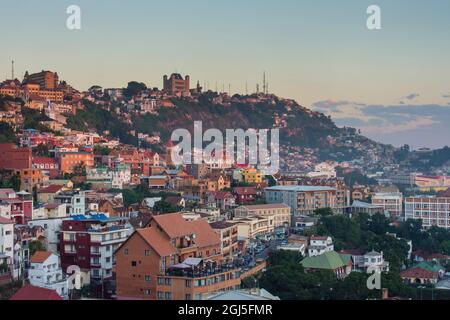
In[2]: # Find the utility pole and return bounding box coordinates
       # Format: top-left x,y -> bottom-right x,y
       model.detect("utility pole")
11,60 -> 14,79
263,71 -> 266,94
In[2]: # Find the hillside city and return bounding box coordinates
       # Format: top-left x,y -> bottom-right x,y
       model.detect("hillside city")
1,69 -> 450,301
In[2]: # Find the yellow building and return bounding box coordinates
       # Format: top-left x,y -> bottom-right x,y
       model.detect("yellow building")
242,168 -> 262,184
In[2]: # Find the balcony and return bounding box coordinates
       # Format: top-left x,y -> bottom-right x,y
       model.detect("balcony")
166,264 -> 239,279
87,225 -> 128,233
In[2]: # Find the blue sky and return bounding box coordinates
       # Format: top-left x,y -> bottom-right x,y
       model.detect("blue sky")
1,0 -> 450,148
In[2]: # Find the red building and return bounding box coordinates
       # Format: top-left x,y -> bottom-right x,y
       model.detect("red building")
115,213 -> 247,300
60,214 -> 130,284
0,189 -> 33,224
111,149 -> 159,176
32,157 -> 60,178
233,187 -> 257,205
0,143 -> 32,170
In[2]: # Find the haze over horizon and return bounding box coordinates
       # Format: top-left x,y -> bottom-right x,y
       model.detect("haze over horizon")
1,0 -> 450,149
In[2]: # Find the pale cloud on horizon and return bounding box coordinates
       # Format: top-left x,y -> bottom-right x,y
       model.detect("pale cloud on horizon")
312,99 -> 450,148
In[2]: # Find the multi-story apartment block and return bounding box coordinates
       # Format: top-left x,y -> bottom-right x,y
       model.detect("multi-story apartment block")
58,152 -> 95,174
232,215 -> 275,241
115,213 -> 245,300
206,191 -> 236,211
0,189 -> 33,224
234,204 -> 291,228
210,221 -> 239,260
54,190 -> 86,216
233,187 -> 257,205
371,192 -> 403,219
16,168 -> 49,193
405,196 -> 450,229
242,168 -> 262,184
28,251 -> 68,299
87,164 -> 131,190
0,217 -> 14,273
60,214 -> 130,283
265,186 -> 347,219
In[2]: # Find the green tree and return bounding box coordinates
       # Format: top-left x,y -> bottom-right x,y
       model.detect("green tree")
29,240 -> 45,256
314,207 -> 333,217
73,162 -> 87,176
153,200 -> 180,214
0,122 -> 17,143
0,173 -> 21,191
34,143 -> 51,157
123,81 -> 147,98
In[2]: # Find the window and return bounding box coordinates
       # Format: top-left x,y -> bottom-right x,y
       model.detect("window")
157,278 -> 164,285
131,261 -> 137,267
157,292 -> 164,299
144,250 -> 151,256
145,275 -> 151,282
165,292 -> 172,300
124,248 -> 129,255
143,289 -> 151,296
185,294 -> 191,300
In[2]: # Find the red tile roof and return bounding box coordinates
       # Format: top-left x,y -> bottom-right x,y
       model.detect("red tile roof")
32,157 -> 58,165
0,217 -> 14,224
30,251 -> 52,263
310,236 -> 330,241
152,213 -> 191,238
189,219 -> 221,248
137,228 -> 177,257
400,267 -> 438,280
151,213 -> 220,249
10,284 -> 63,300
37,184 -> 64,194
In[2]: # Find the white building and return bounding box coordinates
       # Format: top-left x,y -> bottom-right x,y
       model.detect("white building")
28,217 -> 66,254
0,202 -> 12,220
362,251 -> 390,272
307,162 -> 337,179
0,217 -> 14,271
308,236 -> 334,257
32,203 -> 68,220
371,192 -> 403,219
405,196 -> 450,229
277,243 -> 306,256
234,204 -> 291,228
28,251 -> 68,299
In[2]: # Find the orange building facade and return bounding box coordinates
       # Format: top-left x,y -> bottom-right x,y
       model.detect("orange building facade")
115,213 -> 244,300
58,152 -> 94,173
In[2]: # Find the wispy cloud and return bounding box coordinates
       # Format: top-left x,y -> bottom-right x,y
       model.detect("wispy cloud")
402,93 -> 420,100
312,100 -> 450,148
